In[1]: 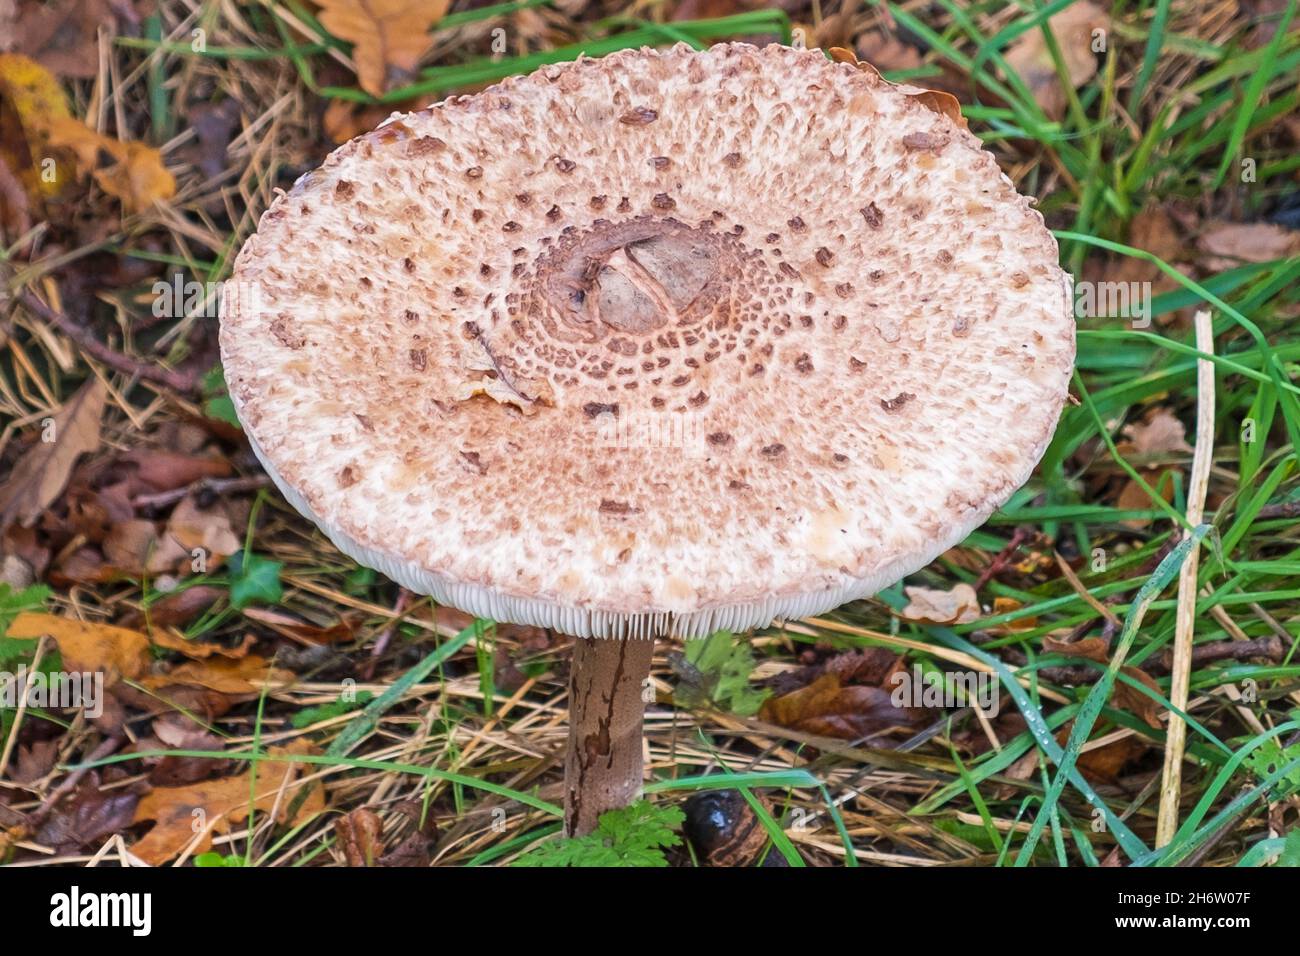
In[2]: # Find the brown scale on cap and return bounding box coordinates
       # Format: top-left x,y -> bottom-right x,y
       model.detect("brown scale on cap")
221,42 -> 1074,641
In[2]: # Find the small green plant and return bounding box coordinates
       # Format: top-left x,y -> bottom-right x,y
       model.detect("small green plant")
1244,737 -> 1300,798
513,800 -> 685,867
200,365 -> 241,428
193,851 -> 244,867
673,630 -> 769,717
227,550 -> 283,609
0,583 -> 57,744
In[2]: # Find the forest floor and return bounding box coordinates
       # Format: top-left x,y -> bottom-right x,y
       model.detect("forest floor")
1,0 -> 1298,867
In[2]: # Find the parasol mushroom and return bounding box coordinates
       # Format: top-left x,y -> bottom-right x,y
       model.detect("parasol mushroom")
219,43 -> 1075,836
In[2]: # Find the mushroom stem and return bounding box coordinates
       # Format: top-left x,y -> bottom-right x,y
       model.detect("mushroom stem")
564,635 -> 656,836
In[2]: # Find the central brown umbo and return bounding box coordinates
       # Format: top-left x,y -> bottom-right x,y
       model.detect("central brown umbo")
219,43 -> 1075,835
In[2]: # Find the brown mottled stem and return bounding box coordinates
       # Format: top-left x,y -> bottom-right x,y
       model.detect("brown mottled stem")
564,636 -> 656,836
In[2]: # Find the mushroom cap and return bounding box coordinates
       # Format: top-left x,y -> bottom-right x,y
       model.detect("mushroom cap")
220,43 -> 1074,639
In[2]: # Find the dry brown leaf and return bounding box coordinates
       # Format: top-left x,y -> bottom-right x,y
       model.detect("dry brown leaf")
1042,633 -> 1109,663
1119,408 -> 1192,456
42,115 -> 106,173
829,46 -> 968,129
1197,221 -> 1300,266
162,495 -> 241,565
119,585 -> 223,630
335,808 -> 385,866
149,628 -> 257,661
129,739 -> 324,865
102,518 -> 185,575
900,583 -> 981,625
124,449 -> 232,491
6,611 -> 150,682
1114,666 -> 1163,729
322,98 -> 391,144
1004,2 -> 1109,119
1117,469 -> 1176,528
241,606 -> 356,645
140,655 -> 293,695
0,378 -> 107,528
317,0 -> 450,96
12,0 -> 118,79
1041,634 -> 1163,728
855,31 -> 923,73
759,672 -> 924,740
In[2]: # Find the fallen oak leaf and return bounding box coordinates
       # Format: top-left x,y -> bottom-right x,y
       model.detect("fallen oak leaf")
140,654 -> 293,695
129,739 -> 324,865
148,627 -> 257,661
5,611 -> 149,683
0,378 -> 107,528
316,0 -> 451,97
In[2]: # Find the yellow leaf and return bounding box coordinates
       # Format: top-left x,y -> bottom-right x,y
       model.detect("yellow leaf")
93,140 -> 176,213
317,0 -> 450,96
0,53 -> 74,199
45,116 -> 176,213
5,612 -> 151,683
44,116 -> 109,174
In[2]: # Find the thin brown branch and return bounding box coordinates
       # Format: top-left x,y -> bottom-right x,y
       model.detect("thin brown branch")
18,288 -> 199,393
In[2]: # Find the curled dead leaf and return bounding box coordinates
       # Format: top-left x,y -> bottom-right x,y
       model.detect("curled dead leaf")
900,583 -> 981,625
829,46 -> 968,130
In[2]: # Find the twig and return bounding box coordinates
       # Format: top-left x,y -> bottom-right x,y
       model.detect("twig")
131,474 -> 271,509
1157,310 -> 1215,848
30,734 -> 125,826
973,526 -> 1033,590
18,288 -> 198,393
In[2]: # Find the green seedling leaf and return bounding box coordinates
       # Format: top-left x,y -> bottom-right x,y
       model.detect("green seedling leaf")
513,800 -> 685,867
228,550 -> 283,610
674,630 -> 769,717
1244,737 -> 1300,798
200,365 -> 242,428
